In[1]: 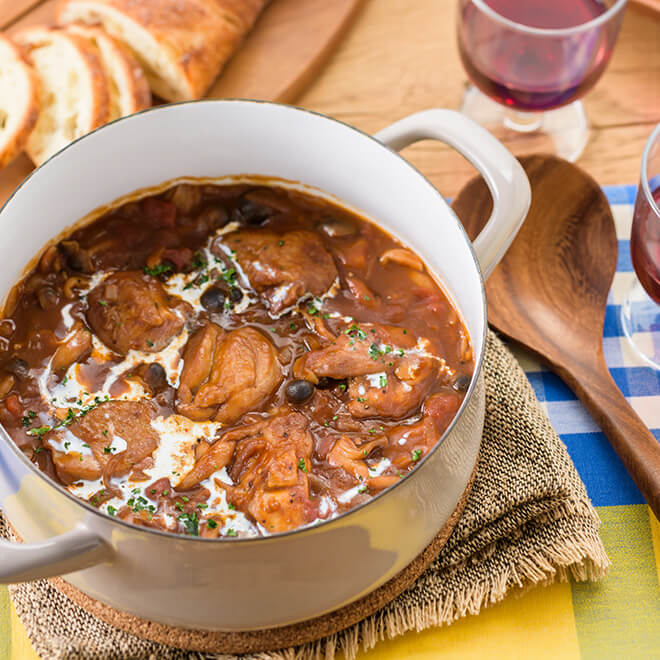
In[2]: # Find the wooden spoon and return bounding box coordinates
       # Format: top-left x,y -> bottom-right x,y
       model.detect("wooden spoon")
452,154 -> 660,520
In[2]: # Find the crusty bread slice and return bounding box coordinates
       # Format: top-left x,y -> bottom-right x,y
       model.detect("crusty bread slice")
66,23 -> 151,120
13,27 -> 110,166
57,0 -> 269,102
0,34 -> 40,170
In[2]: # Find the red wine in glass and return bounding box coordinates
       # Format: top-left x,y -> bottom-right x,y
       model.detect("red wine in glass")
457,0 -> 621,112
631,187 -> 660,305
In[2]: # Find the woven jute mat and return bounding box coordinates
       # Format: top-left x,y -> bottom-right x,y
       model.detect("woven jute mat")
1,332 -> 610,659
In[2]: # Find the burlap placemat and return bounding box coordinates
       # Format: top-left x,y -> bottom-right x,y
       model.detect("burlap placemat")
1,331 -> 610,659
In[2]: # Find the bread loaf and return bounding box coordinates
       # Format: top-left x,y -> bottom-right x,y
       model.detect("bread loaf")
0,34 -> 40,169
57,0 -> 269,102
66,23 -> 151,120
14,27 -> 110,166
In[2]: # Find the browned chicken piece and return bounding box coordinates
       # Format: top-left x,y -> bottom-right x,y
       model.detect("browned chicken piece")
347,353 -> 438,419
302,322 -> 444,419
215,229 -> 338,313
86,271 -> 188,355
302,323 -> 417,379
176,439 -> 236,490
50,323 -> 92,374
384,391 -> 462,470
49,451 -> 102,485
327,435 -> 388,482
48,400 -> 159,485
176,323 -> 282,423
209,412 -> 316,533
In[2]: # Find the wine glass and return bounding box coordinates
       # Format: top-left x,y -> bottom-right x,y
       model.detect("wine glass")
621,123 -> 660,370
456,0 -> 627,161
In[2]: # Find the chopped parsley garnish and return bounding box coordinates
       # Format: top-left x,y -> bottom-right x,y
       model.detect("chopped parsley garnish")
369,343 -> 380,360
191,251 -> 207,269
178,512 -> 199,536
64,441 -> 70,450
396,348 -> 405,357
107,505 -> 117,516
338,383 -> 347,392
227,502 -> 236,510
307,302 -> 318,315
144,263 -> 172,277
225,528 -> 237,537
33,447 -> 43,454
357,484 -> 368,494
379,374 -> 388,389
181,496 -> 190,503
363,295 -> 371,301
146,339 -> 154,348
278,240 -> 285,247
103,446 -> 114,454
28,425 -> 54,437
196,503 -> 208,509
221,267 -> 237,284
97,300 -> 108,307
207,519 -> 218,529
412,449 -> 422,462
27,398 -> 106,437
298,457 -> 307,473
289,322 -> 297,331
102,429 -> 108,436
127,496 -> 156,514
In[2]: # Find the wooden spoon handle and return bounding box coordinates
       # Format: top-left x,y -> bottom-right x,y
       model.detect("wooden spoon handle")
559,356 -> 660,521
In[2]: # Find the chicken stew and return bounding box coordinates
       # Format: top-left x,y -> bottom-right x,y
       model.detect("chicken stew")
0,181 -> 474,538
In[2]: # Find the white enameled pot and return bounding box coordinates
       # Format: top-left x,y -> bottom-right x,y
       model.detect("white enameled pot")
0,101 -> 530,630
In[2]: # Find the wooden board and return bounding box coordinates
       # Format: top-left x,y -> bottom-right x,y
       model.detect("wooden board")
0,0 -> 364,205
631,0 -> 660,17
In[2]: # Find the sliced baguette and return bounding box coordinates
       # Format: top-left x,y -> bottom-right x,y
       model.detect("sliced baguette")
0,34 -> 40,170
66,22 -> 151,121
57,0 -> 269,102
13,26 -> 110,166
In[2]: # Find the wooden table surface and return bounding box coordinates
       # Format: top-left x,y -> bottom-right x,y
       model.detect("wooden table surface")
299,0 -> 660,197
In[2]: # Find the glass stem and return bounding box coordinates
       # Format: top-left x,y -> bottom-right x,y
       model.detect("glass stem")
503,109 -> 542,133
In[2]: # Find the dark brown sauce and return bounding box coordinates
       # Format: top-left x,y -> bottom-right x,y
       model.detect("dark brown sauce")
0,181 -> 474,538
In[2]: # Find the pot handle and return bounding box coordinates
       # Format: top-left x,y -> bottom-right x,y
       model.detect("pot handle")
0,524 -> 109,583
375,109 -> 531,278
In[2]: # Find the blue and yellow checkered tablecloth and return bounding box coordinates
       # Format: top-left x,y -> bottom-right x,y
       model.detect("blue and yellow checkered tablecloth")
1,186 -> 659,659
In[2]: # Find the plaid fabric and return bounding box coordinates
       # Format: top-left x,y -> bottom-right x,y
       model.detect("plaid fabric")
1,185 -> 659,659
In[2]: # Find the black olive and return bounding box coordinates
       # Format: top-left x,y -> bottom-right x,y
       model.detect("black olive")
285,379 -> 315,404
232,198 -> 273,226
5,357 -> 29,379
143,363 -> 167,392
201,287 -> 226,312
229,287 -> 243,303
452,374 -> 471,392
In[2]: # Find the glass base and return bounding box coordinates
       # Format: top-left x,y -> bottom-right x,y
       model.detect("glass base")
459,86 -> 589,162
621,278 -> 660,370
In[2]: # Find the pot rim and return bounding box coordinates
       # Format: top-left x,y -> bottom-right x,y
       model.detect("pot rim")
0,99 -> 487,545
